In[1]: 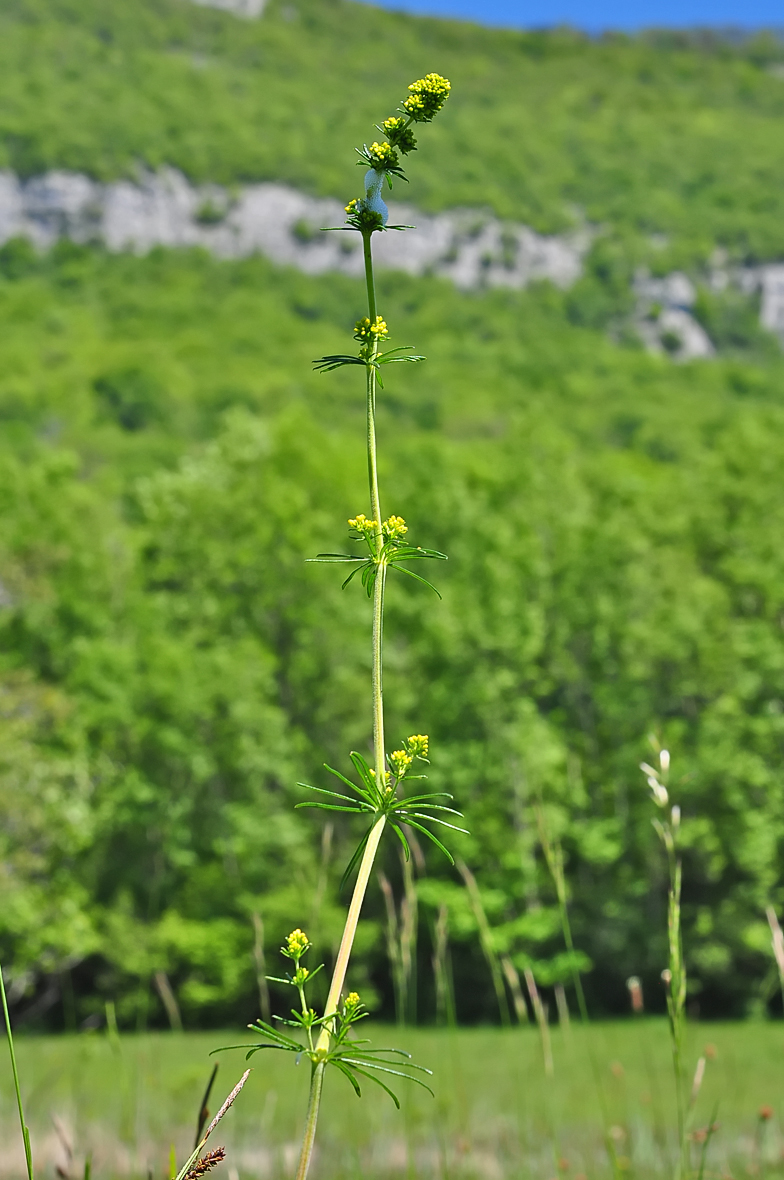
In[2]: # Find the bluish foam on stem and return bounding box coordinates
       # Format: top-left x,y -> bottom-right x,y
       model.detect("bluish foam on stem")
363,169 -> 388,226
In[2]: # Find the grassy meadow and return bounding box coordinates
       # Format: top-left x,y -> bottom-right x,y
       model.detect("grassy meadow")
1,1023 -> 783,1180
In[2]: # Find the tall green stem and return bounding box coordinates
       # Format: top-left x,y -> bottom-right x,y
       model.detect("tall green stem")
295,1062 -> 325,1180
294,225 -> 388,1180
362,230 -> 377,322
360,230 -> 386,776
1,964 -> 33,1180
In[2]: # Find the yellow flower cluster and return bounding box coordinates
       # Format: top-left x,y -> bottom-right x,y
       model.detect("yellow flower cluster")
348,513 -> 377,537
389,748 -> 414,778
403,74 -> 451,122
366,140 -> 399,170
382,515 -> 408,540
344,991 -> 361,1011
382,116 -> 417,155
354,315 -> 389,343
405,734 -> 429,759
344,197 -> 385,232
284,928 -> 310,959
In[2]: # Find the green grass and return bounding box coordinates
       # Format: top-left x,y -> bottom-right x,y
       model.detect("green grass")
1,1024 -> 782,1178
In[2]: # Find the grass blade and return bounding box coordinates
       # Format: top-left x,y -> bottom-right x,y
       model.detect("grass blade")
0,963 -> 33,1180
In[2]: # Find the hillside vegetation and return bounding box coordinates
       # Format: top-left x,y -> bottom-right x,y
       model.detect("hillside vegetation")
2,0 -> 784,265
1,1 -> 784,1027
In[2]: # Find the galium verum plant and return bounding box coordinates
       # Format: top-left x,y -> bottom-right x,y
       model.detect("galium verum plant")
223,74 -> 463,1180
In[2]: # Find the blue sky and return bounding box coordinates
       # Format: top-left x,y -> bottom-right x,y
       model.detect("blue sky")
370,0 -> 784,33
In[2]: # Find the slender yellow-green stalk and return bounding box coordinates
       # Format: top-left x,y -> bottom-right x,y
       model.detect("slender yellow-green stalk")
294,213 -> 389,1180
1,964 -> 33,1180
294,1060 -> 325,1180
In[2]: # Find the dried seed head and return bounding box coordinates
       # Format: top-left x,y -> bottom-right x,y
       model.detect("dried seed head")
204,1070 -> 251,1141
640,763 -> 668,807
626,976 -> 644,1013
184,1149 -> 226,1180
691,1057 -> 706,1102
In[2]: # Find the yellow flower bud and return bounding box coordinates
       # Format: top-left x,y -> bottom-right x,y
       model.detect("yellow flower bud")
284,928 -> 310,959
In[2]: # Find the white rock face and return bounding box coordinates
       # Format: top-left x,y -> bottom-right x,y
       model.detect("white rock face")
189,0 -> 266,15
705,259 -> 784,342
0,169 -> 590,295
633,269 -> 715,360
8,168 -> 782,361
759,265 -> 784,335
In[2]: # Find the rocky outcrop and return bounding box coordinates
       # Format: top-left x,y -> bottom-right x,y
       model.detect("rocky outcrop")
190,0 -> 266,15
739,264 -> 784,336
0,168 -> 590,294
633,261 -> 784,360
3,168 -> 782,359
633,271 -> 715,361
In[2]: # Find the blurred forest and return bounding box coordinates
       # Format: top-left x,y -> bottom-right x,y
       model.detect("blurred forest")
1,0 -> 784,1027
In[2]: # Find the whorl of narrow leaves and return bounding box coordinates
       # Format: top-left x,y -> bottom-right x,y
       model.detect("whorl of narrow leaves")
297,746 -> 467,888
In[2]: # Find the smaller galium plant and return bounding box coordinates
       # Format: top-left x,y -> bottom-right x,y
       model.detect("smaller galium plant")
221,74 -> 462,1180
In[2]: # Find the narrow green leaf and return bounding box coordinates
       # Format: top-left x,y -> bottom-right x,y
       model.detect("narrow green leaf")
390,823 -> 411,861
296,802 -> 367,814
332,1060 -> 363,1098
297,781 -> 358,803
343,1058 -> 435,1096
405,812 -> 469,834
340,828 -> 372,891
324,763 -> 375,805
349,751 -> 378,795
389,564 -> 442,598
342,563 -> 371,590
399,818 -> 456,864
309,553 -> 366,562
343,1064 -> 401,1109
